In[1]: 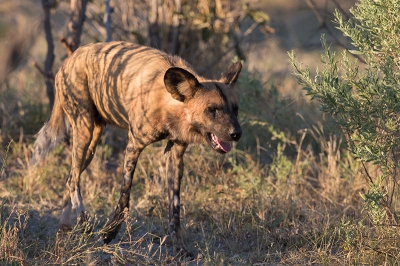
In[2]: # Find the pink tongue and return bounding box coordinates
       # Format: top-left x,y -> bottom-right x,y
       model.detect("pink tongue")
213,134 -> 231,152
220,141 -> 232,153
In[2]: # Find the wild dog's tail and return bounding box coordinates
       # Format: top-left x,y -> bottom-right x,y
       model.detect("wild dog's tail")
31,96 -> 70,166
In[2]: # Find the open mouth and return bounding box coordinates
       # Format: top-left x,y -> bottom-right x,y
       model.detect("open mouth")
207,133 -> 231,153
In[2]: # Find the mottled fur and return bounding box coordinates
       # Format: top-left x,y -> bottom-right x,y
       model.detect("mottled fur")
32,41 -> 242,254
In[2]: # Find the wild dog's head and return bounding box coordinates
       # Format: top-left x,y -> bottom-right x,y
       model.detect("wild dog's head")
164,62 -> 242,153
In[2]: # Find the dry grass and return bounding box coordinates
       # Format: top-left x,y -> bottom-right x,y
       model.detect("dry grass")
0,121 -> 381,265
1,0 -> 400,265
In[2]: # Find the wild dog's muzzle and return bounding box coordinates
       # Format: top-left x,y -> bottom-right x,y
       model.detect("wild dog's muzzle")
209,133 -> 232,153
207,126 -> 242,154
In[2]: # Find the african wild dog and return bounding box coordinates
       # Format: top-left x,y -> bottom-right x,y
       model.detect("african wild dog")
32,41 -> 242,254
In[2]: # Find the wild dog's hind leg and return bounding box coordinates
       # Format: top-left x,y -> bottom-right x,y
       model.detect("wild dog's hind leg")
103,128 -> 144,243
59,108 -> 96,231
164,141 -> 188,254
82,123 -> 103,171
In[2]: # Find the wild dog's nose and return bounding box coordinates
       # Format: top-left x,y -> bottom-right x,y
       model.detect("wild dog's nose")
230,130 -> 242,142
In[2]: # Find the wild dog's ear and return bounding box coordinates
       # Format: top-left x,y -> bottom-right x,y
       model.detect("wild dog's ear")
164,67 -> 201,102
221,61 -> 242,86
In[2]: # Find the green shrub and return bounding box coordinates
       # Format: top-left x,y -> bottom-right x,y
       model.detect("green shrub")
289,0 -> 400,224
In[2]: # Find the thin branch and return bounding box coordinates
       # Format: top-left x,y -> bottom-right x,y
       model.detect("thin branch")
169,0 -> 181,54
331,0 -> 350,20
32,62 -> 53,80
361,161 -> 374,184
199,21 -> 266,75
60,37 -> 73,57
362,243 -> 395,258
376,223 -> 400,227
390,148 -> 397,206
104,0 -> 112,42
41,0 -> 56,109
62,0 -> 88,55
305,0 -> 325,28
305,0 -> 366,64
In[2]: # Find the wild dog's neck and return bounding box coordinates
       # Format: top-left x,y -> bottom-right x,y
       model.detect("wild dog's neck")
163,103 -> 203,145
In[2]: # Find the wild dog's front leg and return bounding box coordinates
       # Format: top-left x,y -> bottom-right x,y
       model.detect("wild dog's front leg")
103,131 -> 143,244
164,141 -> 188,254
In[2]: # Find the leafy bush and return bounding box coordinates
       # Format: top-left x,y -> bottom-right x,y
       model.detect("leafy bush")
289,0 -> 400,224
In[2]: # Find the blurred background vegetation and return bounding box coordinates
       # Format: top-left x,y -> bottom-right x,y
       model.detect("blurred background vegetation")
2,0 -> 399,265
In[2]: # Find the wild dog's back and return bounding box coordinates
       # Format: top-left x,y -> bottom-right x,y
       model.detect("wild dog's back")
55,42 -> 197,129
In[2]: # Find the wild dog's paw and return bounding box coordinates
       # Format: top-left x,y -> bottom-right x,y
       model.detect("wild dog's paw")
58,223 -> 73,232
103,208 -> 127,244
77,211 -> 91,222
175,246 -> 195,260
77,211 -> 93,234
103,228 -> 120,244
102,221 -> 122,244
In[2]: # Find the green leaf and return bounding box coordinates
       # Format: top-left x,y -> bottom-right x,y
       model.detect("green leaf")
348,49 -> 364,55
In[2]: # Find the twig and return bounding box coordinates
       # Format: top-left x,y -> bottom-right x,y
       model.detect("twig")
32,62 -> 53,80
305,0 -> 325,28
362,243 -> 395,258
199,21 -> 264,75
361,161 -> 374,184
62,0 -> 88,56
169,0 -> 181,54
376,223 -> 400,227
305,0 -> 366,64
60,37 -> 73,57
389,148 -> 397,206
41,1 -> 56,108
0,140 -> 13,179
104,0 -> 112,42
331,0 -> 350,20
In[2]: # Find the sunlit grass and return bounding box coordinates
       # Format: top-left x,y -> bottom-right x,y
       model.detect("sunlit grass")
0,119 -> 380,265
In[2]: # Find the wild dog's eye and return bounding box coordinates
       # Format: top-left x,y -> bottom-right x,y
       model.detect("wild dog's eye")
207,104 -> 223,118
208,106 -> 217,114
232,104 -> 239,116
207,105 -> 219,118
